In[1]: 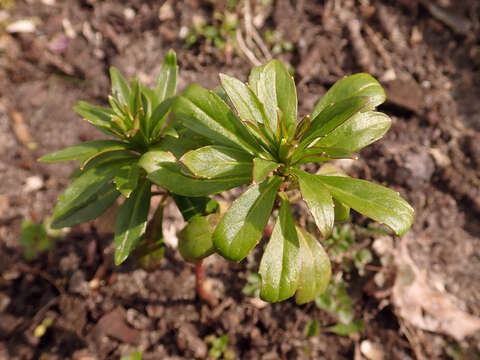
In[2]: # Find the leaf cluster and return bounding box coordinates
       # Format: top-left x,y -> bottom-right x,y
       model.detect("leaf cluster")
40,52 -> 414,304
140,60 -> 413,303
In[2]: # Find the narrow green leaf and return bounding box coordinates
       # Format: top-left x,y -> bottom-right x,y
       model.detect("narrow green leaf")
313,111 -> 391,151
259,195 -> 300,302
304,319 -> 321,338
317,176 -> 414,236
291,169 -> 334,238
328,320 -> 365,336
173,84 -> 262,155
149,98 -> 175,140
114,179 -> 151,265
155,49 -> 178,102
172,195 -> 219,222
148,162 -> 250,197
129,78 -> 142,118
292,146 -> 356,165
295,228 -> 331,304
213,176 -> 283,262
252,158 -> 280,183
52,160 -> 131,222
51,183 -> 120,228
109,67 -> 131,107
301,96 -> 370,147
311,73 -> 386,119
294,115 -> 311,140
73,101 -> 123,138
113,163 -> 141,198
82,150 -> 138,171
39,140 -> 129,163
182,145 -> 253,179
151,128 -> 212,159
220,73 -> 270,127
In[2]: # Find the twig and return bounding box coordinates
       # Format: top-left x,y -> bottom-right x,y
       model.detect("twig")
236,28 -> 261,66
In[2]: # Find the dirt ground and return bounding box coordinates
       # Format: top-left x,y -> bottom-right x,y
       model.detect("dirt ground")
1,0 -> 480,359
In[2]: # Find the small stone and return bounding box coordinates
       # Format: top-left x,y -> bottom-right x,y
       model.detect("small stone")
24,175 -> 43,193
6,19 -> 36,34
360,340 -> 384,360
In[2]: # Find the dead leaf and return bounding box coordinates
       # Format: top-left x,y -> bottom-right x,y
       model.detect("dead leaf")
393,234 -> 480,341
10,108 -> 37,150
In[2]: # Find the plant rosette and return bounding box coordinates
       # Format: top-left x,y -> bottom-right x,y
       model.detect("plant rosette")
140,60 -> 414,304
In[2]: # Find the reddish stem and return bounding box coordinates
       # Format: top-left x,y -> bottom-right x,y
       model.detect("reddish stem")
195,259 -> 218,307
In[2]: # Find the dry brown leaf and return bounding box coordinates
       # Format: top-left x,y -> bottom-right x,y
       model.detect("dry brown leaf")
393,234 -> 480,341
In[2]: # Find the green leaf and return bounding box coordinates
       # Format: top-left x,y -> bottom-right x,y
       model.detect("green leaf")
51,183 -> 120,228
333,199 -> 350,223
113,163 -> 141,198
172,195 -> 219,222
328,320 -> 365,336
136,203 -> 165,270
182,145 -> 253,179
311,73 -> 386,119
304,319 -> 321,338
156,49 -> 178,102
301,96 -> 370,147
149,98 -> 175,140
109,67 -> 131,107
252,158 -> 280,183
138,149 -> 176,173
173,84 -> 262,155
256,61 -> 297,137
129,78 -> 142,118
266,60 -> 298,138
82,150 -> 138,171
220,73 -> 270,128
291,169 -> 334,238
295,228 -> 331,305
152,128 -> 212,159
178,215 -> 216,262
52,160 -> 131,223
247,64 -> 265,95
317,176 -> 414,236
259,195 -> 300,302
213,176 -> 283,262
148,162 -> 250,197
73,101 -> 122,138
38,140 -> 129,163
313,111 -> 391,151
114,179 -> 151,265
291,147 -> 356,165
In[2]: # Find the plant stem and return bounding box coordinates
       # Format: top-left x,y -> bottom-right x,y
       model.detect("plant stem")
195,259 -> 218,307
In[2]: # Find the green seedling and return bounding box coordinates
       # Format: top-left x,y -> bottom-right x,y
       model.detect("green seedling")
140,59 -> 413,304
19,218 -> 60,261
315,279 -> 364,335
205,334 -> 234,360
